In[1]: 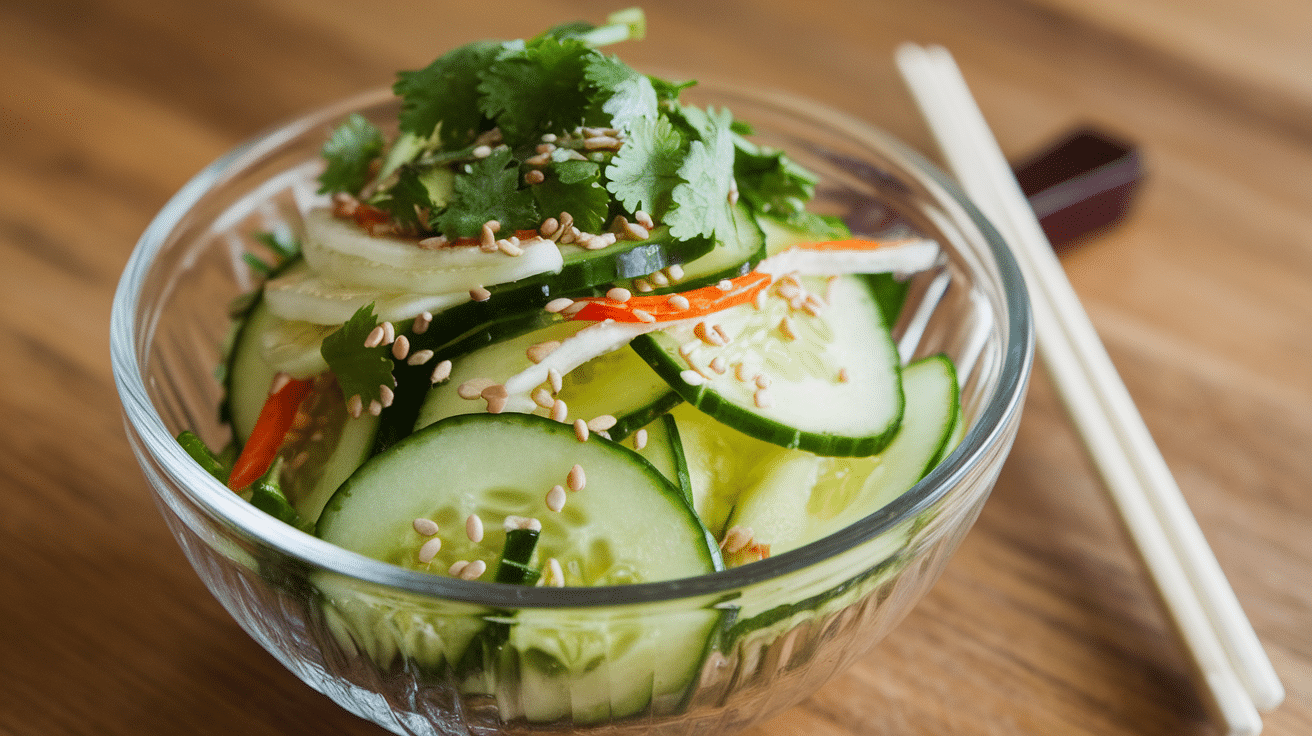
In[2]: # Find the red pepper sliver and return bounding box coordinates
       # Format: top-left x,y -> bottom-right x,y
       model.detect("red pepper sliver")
571,272 -> 772,323
227,376 -> 314,491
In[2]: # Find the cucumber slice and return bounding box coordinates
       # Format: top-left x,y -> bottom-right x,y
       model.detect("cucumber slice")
726,355 -> 959,557
632,273 -> 904,456
553,344 -> 680,440
621,203 -> 765,293
632,412 -> 692,505
317,412 -> 722,584
262,260 -> 469,326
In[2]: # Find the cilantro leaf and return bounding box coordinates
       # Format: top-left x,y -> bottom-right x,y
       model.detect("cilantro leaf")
532,167 -> 609,235
372,166 -> 431,228
584,55 -> 657,133
321,304 -> 395,407
479,36 -> 595,145
733,133 -> 818,218
434,147 -> 537,238
395,40 -> 504,148
318,113 -> 384,195
665,106 -> 737,242
604,114 -> 685,219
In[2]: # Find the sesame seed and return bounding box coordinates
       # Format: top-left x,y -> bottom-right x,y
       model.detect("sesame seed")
727,188 -> 740,206
694,321 -> 724,346
717,279 -> 734,291
722,525 -> 754,554
680,370 -> 707,386
551,399 -> 568,422
269,372 -> 292,395
532,387 -> 554,409
633,428 -> 648,451
525,169 -> 546,185
525,152 -> 552,166
536,143 -> 556,155
634,210 -> 654,229
470,286 -> 492,302
583,135 -> 621,150
346,394 -> 363,418
497,239 -> 523,256
679,339 -> 701,361
526,340 -> 561,364
587,414 -> 617,432
666,263 -> 684,280
480,222 -> 499,248
803,295 -> 825,317
407,348 -> 434,366
548,368 -> 564,394
754,388 -> 773,409
541,133 -> 558,143
633,278 -> 654,293
448,560 -> 470,577
539,217 -> 560,238
546,557 -> 565,587
546,485 -> 567,512
632,309 -> 655,323
649,270 -> 670,287
368,399 -> 383,416
466,514 -> 484,543
460,559 -> 487,580
392,335 -> 411,360
418,235 -> 448,249
624,221 -> 649,240
558,226 -> 578,244
573,419 -> 590,442
837,367 -> 850,383
382,322 -> 396,345
380,384 -> 395,408
606,287 -> 632,302
710,356 -> 728,374
561,301 -> 587,316
504,515 -> 542,532
418,536 -> 443,563
558,211 -> 574,230
431,360 -> 453,384
544,297 -> 574,313
472,145 -> 492,158
567,464 -> 586,492
778,316 -> 797,341
713,324 -> 731,344
734,362 -> 753,382
457,377 -> 495,400
414,311 -> 433,334
364,325 -> 386,348
413,518 -> 439,536
481,384 -> 509,414
667,294 -> 690,311
754,288 -> 768,310
754,373 -> 772,389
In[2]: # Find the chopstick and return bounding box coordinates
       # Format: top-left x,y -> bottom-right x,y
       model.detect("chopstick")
894,43 -> 1283,736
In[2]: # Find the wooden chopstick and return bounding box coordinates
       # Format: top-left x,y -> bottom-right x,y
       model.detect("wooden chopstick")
894,42 -> 1282,736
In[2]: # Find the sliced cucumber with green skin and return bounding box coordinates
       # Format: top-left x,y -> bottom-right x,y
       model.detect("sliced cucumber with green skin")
618,203 -> 765,294
633,412 -> 692,505
552,344 -> 680,441
632,273 -> 904,457
225,299 -> 332,441
317,412 -> 722,583
725,355 -> 959,557
262,259 -> 471,326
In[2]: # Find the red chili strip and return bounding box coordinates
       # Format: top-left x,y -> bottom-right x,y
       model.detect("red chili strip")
226,376 -> 314,491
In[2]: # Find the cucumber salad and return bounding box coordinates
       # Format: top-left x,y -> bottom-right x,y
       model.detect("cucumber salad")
187,9 -> 961,596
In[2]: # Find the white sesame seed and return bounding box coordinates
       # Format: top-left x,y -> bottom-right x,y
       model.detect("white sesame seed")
541,133 -> 558,143
548,368 -> 564,394
346,394 -> 363,418
460,559 -> 487,580
754,373 -> 772,389
561,300 -> 588,315
717,279 -> 734,291
466,514 -> 484,543
418,235 -> 448,249
544,297 -> 574,313
382,322 -> 396,345
778,316 -> 797,341
583,135 -> 621,150
269,372 -> 291,395
587,414 -> 617,432
431,359 -> 453,384
392,335 -> 411,360
754,388 -> 773,409
567,464 -> 586,492
481,384 -> 509,414
632,309 -> 656,323
837,367 -> 850,383
546,485 -> 567,512
722,525 -> 754,554
364,325 -> 386,348
525,152 -> 552,166
803,295 -> 825,317
413,518 -> 439,536
551,399 -> 568,422
624,221 -> 649,240
407,348 -> 434,366
368,399 -> 383,416
418,536 -> 443,563
539,217 -> 560,238
414,311 -> 433,334
667,294 -> 690,311
473,145 -> 493,158
713,324 -> 731,344
754,287 -> 768,310
532,387 -> 554,409
497,239 -> 523,256
448,560 -> 469,577
458,377 -> 495,400
679,339 -> 701,361
633,428 -> 648,451
680,370 -> 707,386
633,278 -> 654,293
470,286 -> 492,302
504,515 -> 542,532
573,419 -> 590,442
525,169 -> 545,185
666,263 -> 684,280
694,321 -> 724,346
546,557 -> 565,587
634,210 -> 654,229
650,270 -> 670,287
710,356 -> 728,374
607,287 -> 632,302
558,226 -> 578,244
380,384 -> 395,408
526,340 -> 561,364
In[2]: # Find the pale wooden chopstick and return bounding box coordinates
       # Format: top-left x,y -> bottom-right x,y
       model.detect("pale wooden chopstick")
894,42 -> 1281,736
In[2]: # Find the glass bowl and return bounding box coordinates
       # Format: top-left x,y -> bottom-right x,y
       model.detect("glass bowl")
111,80 -> 1033,735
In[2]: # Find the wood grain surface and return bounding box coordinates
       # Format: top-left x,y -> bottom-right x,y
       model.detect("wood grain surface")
2,0 -> 1309,734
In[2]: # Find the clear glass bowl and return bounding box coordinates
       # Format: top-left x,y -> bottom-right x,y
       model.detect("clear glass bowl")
111,81 -> 1033,735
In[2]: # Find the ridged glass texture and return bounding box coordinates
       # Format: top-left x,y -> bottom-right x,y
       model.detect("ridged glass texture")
112,81 -> 1033,735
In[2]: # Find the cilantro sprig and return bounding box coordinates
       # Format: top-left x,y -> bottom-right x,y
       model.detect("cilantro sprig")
320,304 -> 396,408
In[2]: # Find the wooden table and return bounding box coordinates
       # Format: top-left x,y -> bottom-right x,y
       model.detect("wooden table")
2,1 -> 1309,734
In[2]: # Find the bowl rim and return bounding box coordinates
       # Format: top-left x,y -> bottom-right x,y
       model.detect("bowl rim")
111,82 -> 1033,608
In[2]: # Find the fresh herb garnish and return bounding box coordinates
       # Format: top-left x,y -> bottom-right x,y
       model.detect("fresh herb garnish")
320,304 -> 396,408
318,113 -> 385,195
